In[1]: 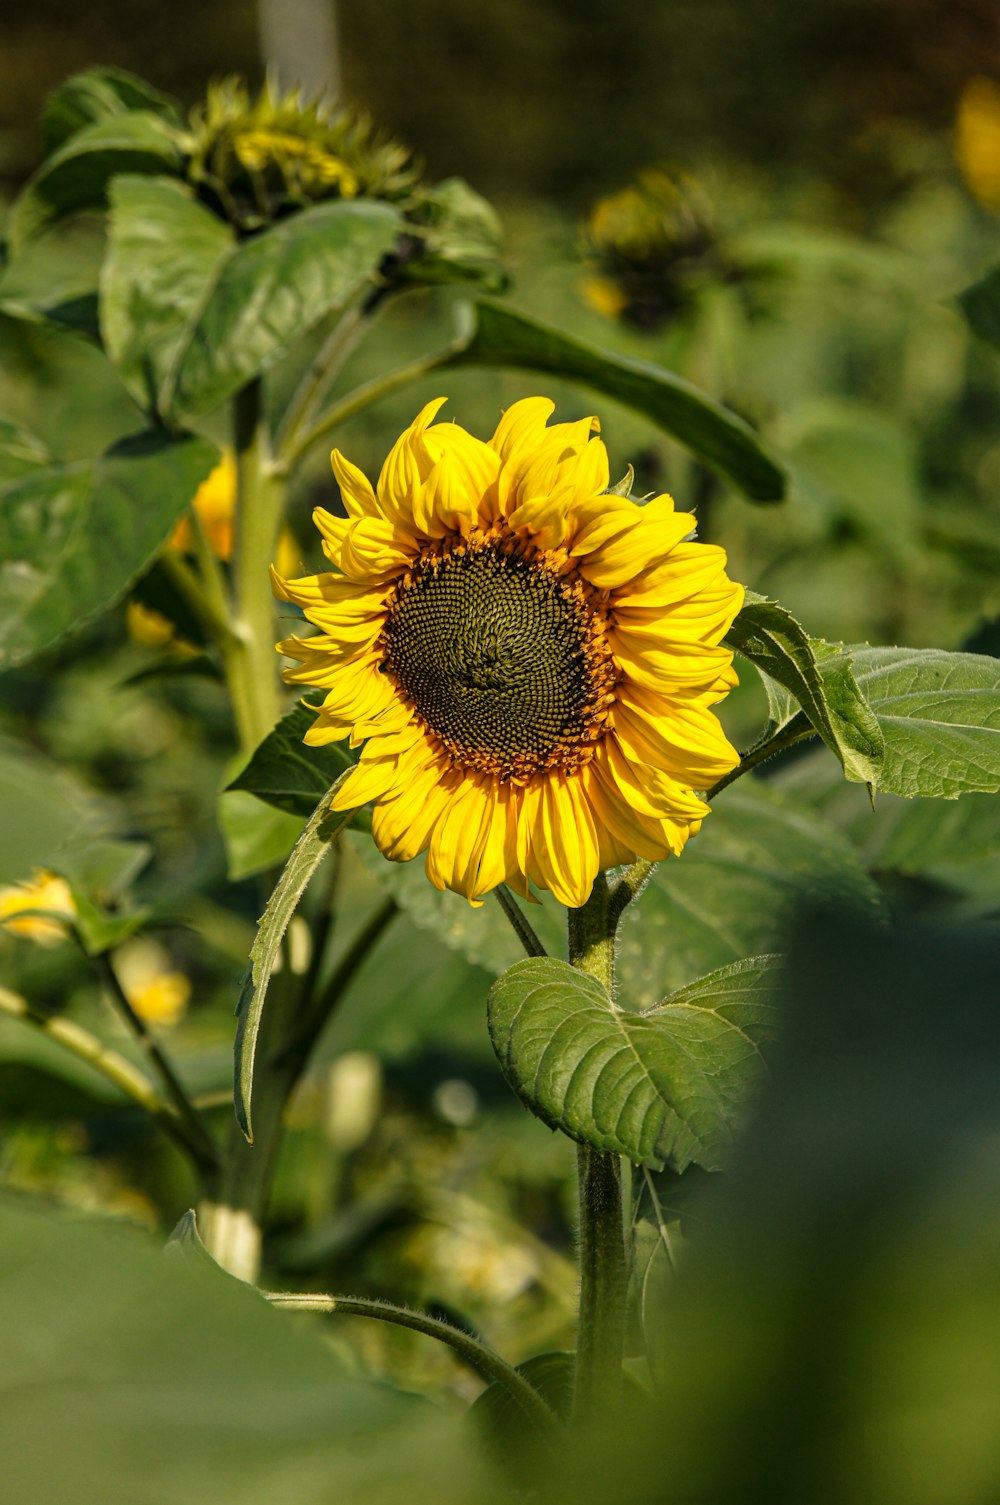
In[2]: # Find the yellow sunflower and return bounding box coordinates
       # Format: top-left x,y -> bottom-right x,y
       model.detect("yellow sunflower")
271,398 -> 743,909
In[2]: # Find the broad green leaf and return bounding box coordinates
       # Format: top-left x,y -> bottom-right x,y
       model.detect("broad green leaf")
0,1198 -> 478,1505
170,200 -> 402,417
487,954 -> 781,1171
958,262 -> 1000,353
0,291 -> 103,344
0,417 -> 51,485
726,594 -> 884,786
0,429 -> 218,667
0,742 -> 99,886
447,298 -> 786,502
618,779 -> 883,1004
234,774 -> 356,1141
9,113 -> 184,251
101,175 -> 233,414
40,67 -> 181,155
846,647 -> 1000,799
217,791 -> 306,882
225,699 -> 359,817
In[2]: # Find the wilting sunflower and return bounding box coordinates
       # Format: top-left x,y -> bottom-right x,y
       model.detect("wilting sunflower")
271,398 -> 743,909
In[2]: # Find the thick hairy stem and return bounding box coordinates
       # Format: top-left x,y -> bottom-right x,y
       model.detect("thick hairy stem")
567,876 -> 626,1431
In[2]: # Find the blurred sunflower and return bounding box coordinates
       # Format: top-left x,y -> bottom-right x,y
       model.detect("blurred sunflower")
0,869 -> 76,946
272,398 -> 743,908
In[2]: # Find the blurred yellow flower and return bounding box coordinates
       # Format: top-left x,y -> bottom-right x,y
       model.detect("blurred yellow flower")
126,600 -> 177,648
956,77 -> 1000,209
115,940 -> 191,1029
0,869 -> 76,946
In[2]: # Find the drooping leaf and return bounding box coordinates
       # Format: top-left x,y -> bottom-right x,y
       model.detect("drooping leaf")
0,429 -> 218,667
234,774 -> 356,1141
726,594 -> 884,786
487,954 -> 782,1171
9,113 -> 185,251
446,298 -> 786,502
617,779 -> 883,1005
101,175 -> 233,414
846,646 -> 1000,799
169,200 -> 402,417
225,699 -> 359,817
40,67 -> 181,156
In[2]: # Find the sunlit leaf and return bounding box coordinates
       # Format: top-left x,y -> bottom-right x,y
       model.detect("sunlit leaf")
169,201 -> 402,417
10,113 -> 185,251
234,775 -> 356,1141
40,66 -> 181,155
487,954 -> 781,1171
101,175 -> 233,414
447,298 -> 786,502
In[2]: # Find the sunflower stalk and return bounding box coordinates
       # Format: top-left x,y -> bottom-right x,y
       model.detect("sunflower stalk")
567,876 -> 627,1432
274,298 -> 381,463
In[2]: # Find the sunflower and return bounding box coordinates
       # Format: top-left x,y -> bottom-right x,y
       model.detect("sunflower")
271,398 -> 744,909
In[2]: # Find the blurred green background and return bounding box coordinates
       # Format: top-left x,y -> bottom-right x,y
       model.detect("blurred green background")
2,3 -> 1000,1497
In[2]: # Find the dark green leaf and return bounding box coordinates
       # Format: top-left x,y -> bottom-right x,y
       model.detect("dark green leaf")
726,594 -> 884,786
225,699 -> 359,817
234,774 -> 357,1141
487,954 -> 781,1171
446,298 -> 786,502
170,201 -> 402,417
958,262 -> 1000,353
618,779 -> 883,1004
0,429 -> 218,667
0,291 -> 102,344
10,114 -> 185,251
101,175 -> 233,414
41,67 -> 181,156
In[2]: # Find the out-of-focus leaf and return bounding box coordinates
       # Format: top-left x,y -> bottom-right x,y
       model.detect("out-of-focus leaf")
446,298 -> 786,502
234,775 -> 356,1141
225,699 -> 358,817
1,1198 -> 481,1505
0,416 -> 51,484
403,178 -> 508,292
0,743 -> 100,886
40,67 -> 181,155
726,593 -> 884,786
217,792 -> 306,882
10,114 -> 185,251
169,201 -> 402,417
617,779 -> 883,1006
101,175 -> 233,414
958,261 -> 1000,353
0,429 -> 218,667
488,954 -> 781,1171
0,292 -> 102,344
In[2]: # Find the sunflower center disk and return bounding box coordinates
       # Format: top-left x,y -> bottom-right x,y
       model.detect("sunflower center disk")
382,541 -> 617,779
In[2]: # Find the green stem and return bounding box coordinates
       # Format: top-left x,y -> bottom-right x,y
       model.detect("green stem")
227,379 -> 286,751
263,1290 -> 560,1439
274,302 -> 373,459
281,346 -> 454,472
94,953 -> 219,1179
704,719 -> 814,801
0,986 -> 214,1176
567,876 -> 626,1431
159,547 -> 236,647
493,884 -> 548,958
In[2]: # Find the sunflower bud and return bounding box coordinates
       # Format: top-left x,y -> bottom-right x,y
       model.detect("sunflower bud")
583,167 -> 718,331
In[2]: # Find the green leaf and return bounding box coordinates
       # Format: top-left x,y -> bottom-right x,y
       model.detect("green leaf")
170,200 -> 402,417
618,779 -> 883,1005
9,113 -> 185,251
487,954 -> 782,1171
225,699 -> 359,817
847,646 -> 1000,799
403,178 -> 508,292
0,292 -> 103,345
726,594 -> 884,786
217,792 -> 306,882
1,1197 -> 474,1505
447,298 -> 786,502
101,175 -> 233,414
958,262 -> 1000,354
234,774 -> 356,1141
0,416 -> 51,485
0,742 -> 100,886
40,67 -> 181,156
0,429 -> 218,667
